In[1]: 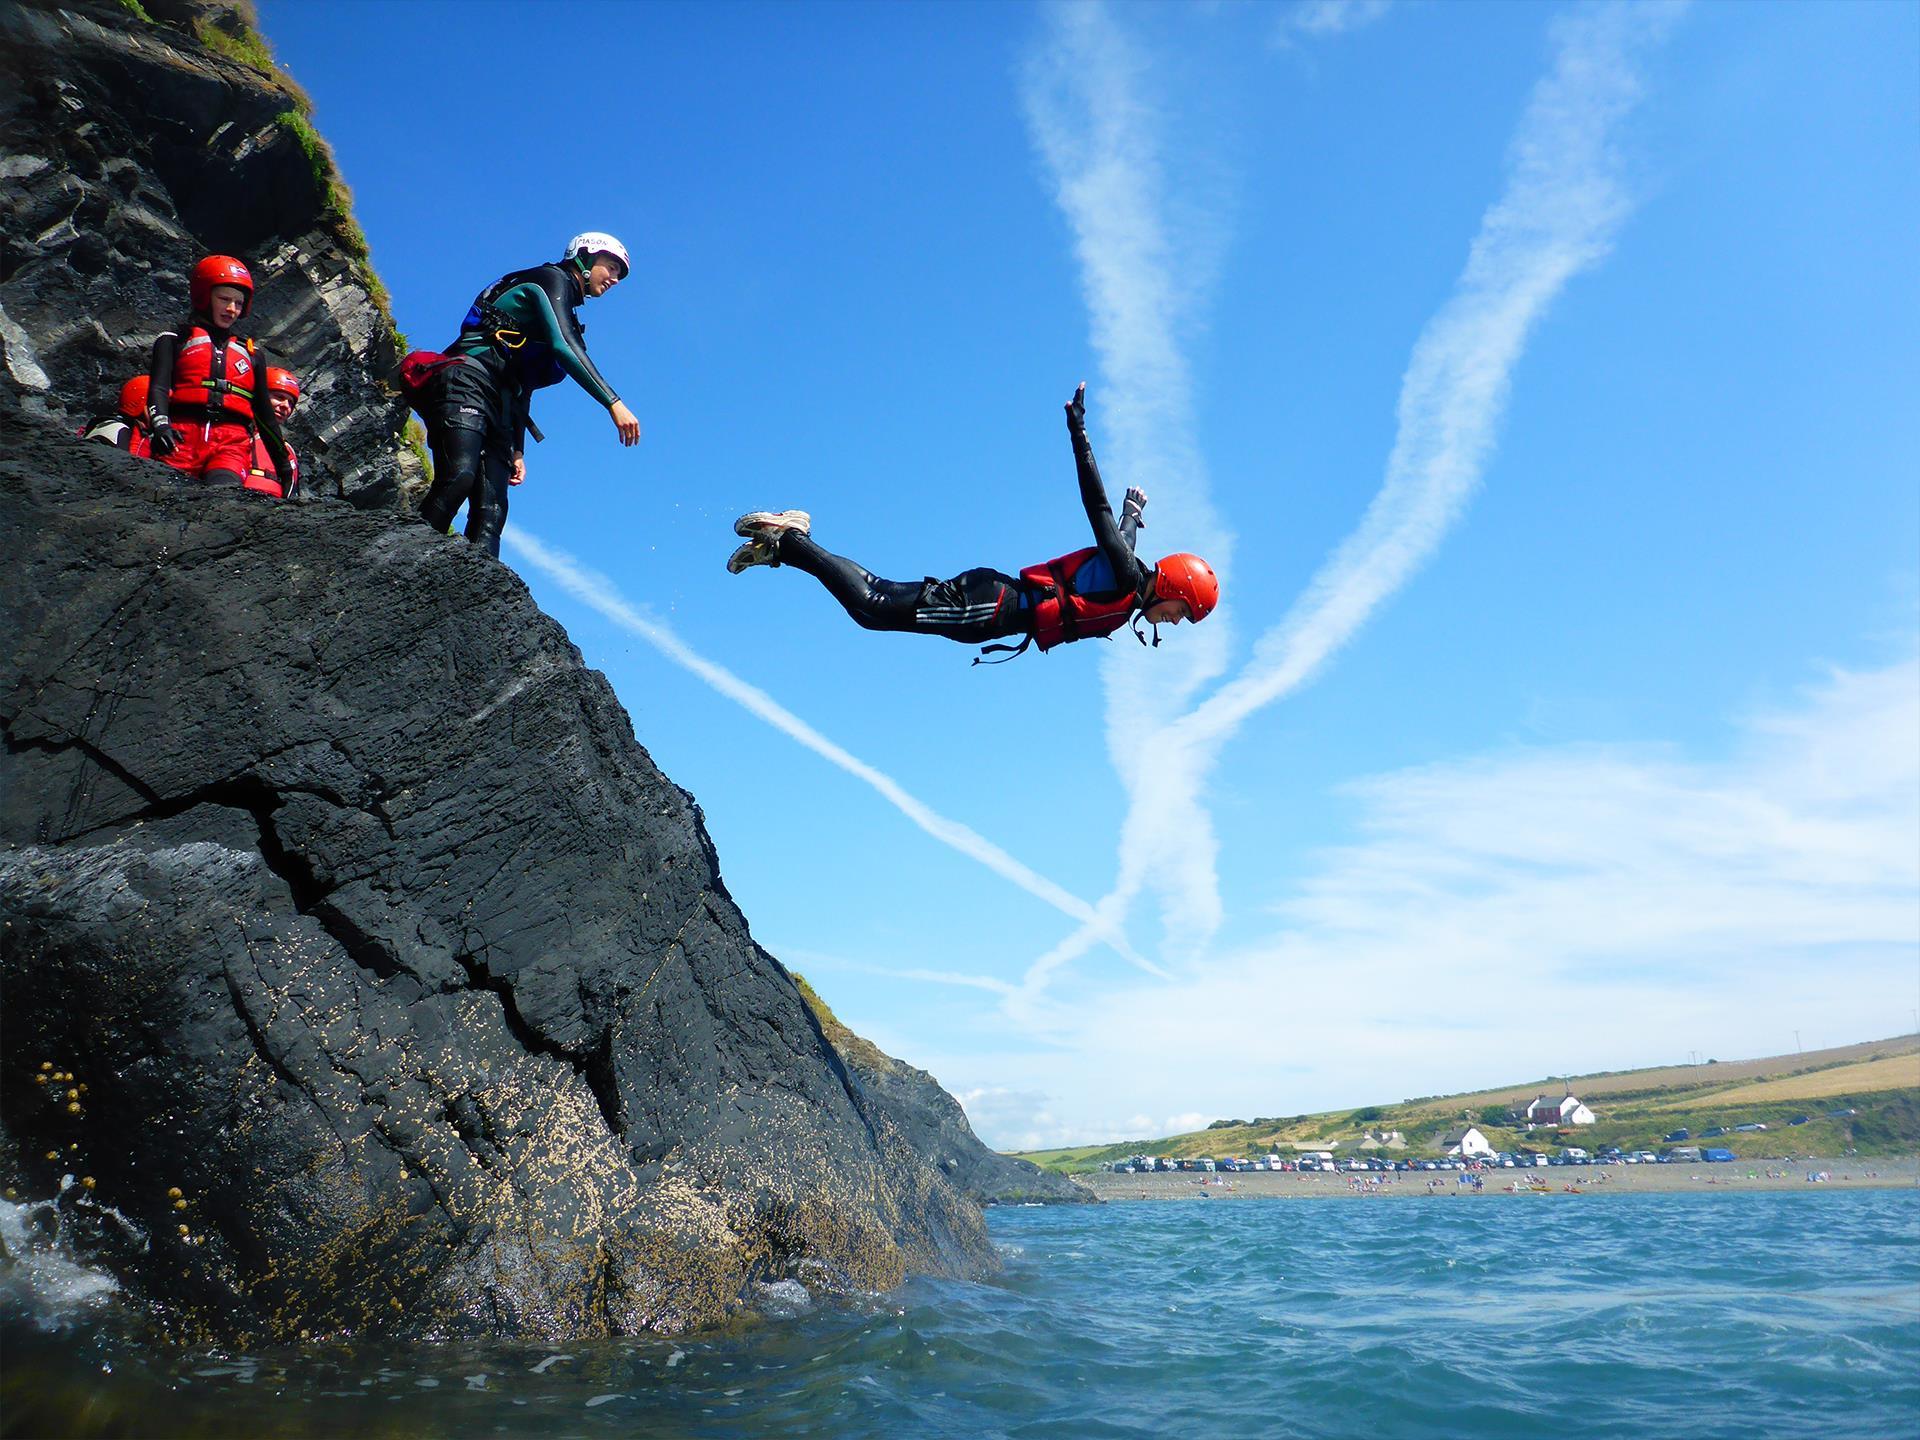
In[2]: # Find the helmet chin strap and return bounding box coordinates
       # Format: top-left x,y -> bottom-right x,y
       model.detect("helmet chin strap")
1130,614 -> 1161,648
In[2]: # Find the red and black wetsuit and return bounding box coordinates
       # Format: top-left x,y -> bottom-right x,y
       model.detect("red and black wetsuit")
417,261 -> 625,556
774,394 -> 1150,648
145,322 -> 291,488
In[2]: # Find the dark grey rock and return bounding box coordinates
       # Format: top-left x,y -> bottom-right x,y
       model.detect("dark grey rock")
0,409 -> 995,1341
793,978 -> 1090,1207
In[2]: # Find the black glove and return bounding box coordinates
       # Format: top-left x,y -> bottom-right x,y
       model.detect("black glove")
147,411 -> 179,458
1123,486 -> 1147,527
1066,381 -> 1087,434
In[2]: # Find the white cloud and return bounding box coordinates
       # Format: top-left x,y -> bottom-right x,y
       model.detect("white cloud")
1026,0 -> 1686,988
1276,0 -> 1391,45
956,652 -> 1920,1149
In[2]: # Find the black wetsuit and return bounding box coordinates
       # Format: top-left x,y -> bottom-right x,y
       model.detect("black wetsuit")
417,261 -> 624,555
774,397 -> 1149,645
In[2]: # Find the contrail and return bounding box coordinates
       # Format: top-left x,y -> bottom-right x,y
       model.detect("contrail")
1022,0 -> 1685,998
1023,0 -> 1237,951
501,529 -> 1162,977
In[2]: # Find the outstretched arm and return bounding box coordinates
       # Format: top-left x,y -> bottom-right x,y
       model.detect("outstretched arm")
508,271 -> 640,446
1066,383 -> 1151,590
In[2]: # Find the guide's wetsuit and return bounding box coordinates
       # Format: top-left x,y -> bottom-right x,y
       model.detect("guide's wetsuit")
772,398 -> 1152,647
417,262 -> 624,555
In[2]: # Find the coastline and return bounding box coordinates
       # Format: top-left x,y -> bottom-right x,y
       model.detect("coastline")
1071,1156 -> 1920,1202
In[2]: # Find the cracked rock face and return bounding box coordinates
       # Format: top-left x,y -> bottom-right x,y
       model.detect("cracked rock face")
0,0 -> 420,505
0,410 -> 997,1341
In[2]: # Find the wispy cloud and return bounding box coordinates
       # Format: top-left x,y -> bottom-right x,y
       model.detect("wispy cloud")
1028,0 -> 1685,986
1022,0 -> 1240,964
958,651 -> 1920,1148
1275,0 -> 1392,46
501,529 -> 1160,976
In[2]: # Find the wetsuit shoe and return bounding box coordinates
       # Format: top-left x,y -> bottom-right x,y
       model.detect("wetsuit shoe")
726,537 -> 781,574
734,509 -> 811,540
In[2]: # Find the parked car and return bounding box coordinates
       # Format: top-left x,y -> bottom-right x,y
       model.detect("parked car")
1663,1128 -> 1690,1142
1702,1147 -> 1737,1163
1734,1123 -> 1767,1133
1664,1146 -> 1702,1163
1826,1107 -> 1858,1118
1631,1150 -> 1658,1164
1700,1127 -> 1728,1139
1787,1115 -> 1810,1127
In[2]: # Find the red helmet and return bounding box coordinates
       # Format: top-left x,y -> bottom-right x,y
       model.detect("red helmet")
1152,553 -> 1219,622
263,366 -> 300,405
118,374 -> 150,418
189,255 -> 253,318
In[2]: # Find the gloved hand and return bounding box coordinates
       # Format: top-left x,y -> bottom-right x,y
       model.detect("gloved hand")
147,411 -> 179,457
1066,381 -> 1087,434
1123,486 -> 1147,527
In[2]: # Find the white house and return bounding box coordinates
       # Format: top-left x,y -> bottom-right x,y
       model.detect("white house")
1524,1093 -> 1598,1126
1439,1126 -> 1497,1159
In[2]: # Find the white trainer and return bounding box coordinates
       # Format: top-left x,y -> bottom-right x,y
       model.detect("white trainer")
733,509 -> 811,540
726,537 -> 780,574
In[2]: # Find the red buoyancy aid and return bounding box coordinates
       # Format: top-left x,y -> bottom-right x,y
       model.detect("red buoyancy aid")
247,434 -> 297,497
1020,547 -> 1141,652
168,328 -> 257,420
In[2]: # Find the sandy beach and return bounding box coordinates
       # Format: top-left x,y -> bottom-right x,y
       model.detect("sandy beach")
1072,1156 -> 1920,1202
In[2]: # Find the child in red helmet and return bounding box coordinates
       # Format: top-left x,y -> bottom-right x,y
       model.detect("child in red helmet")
728,384 -> 1218,661
144,255 -> 294,492
245,366 -> 303,498
79,375 -> 155,457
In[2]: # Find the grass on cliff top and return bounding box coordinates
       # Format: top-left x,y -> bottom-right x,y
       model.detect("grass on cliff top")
191,2 -> 314,113
117,0 -> 154,22
1011,1035 -> 1920,1171
186,3 -> 408,362
790,973 -> 900,1079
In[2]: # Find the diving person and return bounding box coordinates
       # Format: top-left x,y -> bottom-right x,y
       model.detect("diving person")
726,384 -> 1218,661
414,232 -> 641,556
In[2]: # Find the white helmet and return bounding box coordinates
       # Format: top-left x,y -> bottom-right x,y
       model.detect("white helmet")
564,231 -> 630,278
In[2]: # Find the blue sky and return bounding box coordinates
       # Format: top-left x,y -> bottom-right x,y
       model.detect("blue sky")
261,0 -> 1918,1149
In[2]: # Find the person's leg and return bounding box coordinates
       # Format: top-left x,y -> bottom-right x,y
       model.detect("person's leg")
463,443 -> 515,557
774,532 -> 928,631
418,363 -> 500,532
777,534 -> 1024,641
419,421 -> 485,532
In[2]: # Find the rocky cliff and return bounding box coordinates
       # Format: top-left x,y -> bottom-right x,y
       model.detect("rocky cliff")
0,409 -> 1006,1341
0,0 -> 1083,1346
0,0 -> 420,505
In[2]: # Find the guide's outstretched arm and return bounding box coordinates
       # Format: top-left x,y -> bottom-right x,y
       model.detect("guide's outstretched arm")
1066,383 -> 1151,591
509,272 -> 641,446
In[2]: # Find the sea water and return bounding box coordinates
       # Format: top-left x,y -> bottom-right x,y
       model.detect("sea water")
3,1189 -> 1915,1438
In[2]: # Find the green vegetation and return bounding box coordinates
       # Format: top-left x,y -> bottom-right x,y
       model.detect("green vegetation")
191,3 -> 313,112
1008,1037 -> 1920,1172
273,110 -> 397,339
116,0 -> 154,22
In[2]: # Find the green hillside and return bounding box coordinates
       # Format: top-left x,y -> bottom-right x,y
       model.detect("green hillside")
1011,1034 -> 1920,1172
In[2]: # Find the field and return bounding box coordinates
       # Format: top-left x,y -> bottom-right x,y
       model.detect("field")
1011,1033 -> 1920,1172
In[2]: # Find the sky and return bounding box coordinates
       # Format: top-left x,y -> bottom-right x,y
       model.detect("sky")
260,0 -> 1919,1151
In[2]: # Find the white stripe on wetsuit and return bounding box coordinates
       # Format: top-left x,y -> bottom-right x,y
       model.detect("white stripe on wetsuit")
916,600 -> 1003,626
